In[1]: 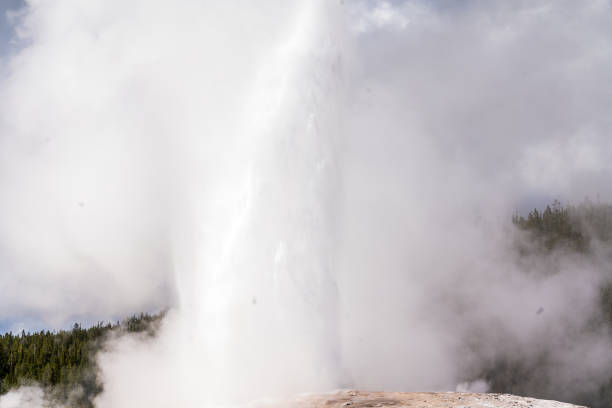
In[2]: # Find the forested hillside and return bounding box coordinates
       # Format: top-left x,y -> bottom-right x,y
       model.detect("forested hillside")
482,199 -> 612,408
512,199 -> 612,253
512,199 -> 612,327
0,312 -> 163,407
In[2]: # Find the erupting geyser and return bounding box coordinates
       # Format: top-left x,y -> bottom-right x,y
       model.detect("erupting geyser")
95,2 -> 348,406
1,1 -> 612,407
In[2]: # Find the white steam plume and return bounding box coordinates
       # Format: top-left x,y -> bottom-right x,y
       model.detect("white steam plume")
0,0 -> 611,407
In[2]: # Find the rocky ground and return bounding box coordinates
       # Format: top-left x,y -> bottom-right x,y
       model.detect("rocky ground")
255,390 -> 586,408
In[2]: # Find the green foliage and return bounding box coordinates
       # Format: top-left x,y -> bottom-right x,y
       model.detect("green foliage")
0,312 -> 164,407
490,199 -> 612,408
513,199 -> 612,253
513,200 -> 584,252
513,198 -> 612,324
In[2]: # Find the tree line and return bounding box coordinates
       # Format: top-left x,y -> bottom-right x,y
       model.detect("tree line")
512,199 -> 612,252
489,199 -> 612,408
0,312 -> 163,406
513,199 -> 612,327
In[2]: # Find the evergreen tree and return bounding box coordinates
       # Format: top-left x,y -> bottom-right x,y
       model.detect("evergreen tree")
0,312 -> 164,407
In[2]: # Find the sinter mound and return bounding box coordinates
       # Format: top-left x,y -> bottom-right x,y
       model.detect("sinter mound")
257,390 -> 586,408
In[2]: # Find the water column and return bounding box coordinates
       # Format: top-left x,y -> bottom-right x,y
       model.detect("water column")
189,1 -> 347,403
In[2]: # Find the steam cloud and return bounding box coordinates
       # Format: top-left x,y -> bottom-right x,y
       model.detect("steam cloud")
1,0 -> 612,407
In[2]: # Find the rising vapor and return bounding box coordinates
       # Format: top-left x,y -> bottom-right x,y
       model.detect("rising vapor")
0,0 -> 611,407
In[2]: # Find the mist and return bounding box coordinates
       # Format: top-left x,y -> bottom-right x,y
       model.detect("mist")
0,0 -> 612,407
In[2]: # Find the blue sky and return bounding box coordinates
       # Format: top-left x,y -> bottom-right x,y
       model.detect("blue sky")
0,316 -> 48,334
0,0 -> 23,56
0,1 -> 23,333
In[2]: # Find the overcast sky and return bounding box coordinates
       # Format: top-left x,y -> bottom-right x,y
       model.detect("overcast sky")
0,0 -> 610,336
